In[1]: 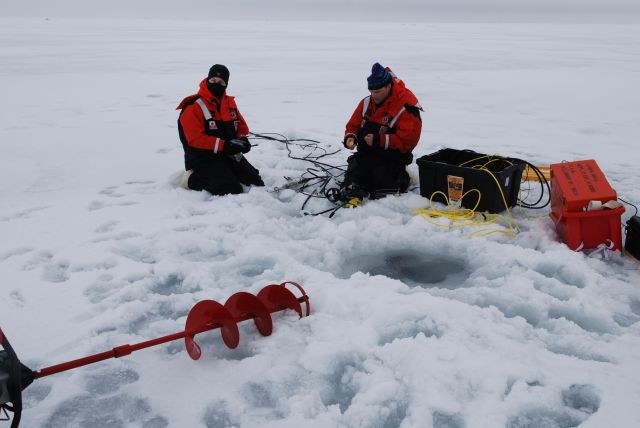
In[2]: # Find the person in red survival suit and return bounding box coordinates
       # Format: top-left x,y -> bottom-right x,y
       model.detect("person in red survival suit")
342,63 -> 423,201
177,64 -> 264,195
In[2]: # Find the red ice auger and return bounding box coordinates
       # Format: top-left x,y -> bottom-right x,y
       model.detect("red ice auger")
0,281 -> 310,427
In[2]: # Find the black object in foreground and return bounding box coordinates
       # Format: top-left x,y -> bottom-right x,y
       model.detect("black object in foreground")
625,215 -> 640,260
0,329 -> 34,428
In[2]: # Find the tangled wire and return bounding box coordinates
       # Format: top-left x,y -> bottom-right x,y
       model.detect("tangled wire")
248,132 -> 349,217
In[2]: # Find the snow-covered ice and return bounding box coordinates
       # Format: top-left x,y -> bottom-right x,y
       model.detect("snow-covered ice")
1,15 -> 640,428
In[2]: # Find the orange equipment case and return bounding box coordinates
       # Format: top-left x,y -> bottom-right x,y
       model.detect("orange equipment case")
549,160 -> 624,251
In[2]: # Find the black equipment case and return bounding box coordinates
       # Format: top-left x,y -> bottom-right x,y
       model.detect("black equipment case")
625,215 -> 640,260
416,148 -> 526,214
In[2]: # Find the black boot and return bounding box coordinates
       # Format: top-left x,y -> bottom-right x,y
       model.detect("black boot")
342,183 -> 366,208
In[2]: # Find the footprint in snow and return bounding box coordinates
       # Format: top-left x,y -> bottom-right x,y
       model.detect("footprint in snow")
94,220 -> 120,233
43,393 -> 168,428
87,200 -> 138,211
433,411 -> 465,428
0,205 -> 50,222
0,246 -> 33,262
84,366 -> 140,395
98,186 -> 126,198
506,384 -> 600,428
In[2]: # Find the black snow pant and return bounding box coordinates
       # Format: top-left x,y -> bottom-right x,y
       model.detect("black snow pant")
188,155 -> 264,196
343,152 -> 410,198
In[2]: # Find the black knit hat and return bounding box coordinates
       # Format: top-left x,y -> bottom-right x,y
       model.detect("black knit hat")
208,64 -> 230,85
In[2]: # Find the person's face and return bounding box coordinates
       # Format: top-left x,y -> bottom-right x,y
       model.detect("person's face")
208,76 -> 227,87
369,83 -> 391,104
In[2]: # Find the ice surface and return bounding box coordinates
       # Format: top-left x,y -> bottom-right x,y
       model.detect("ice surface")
1,14 -> 640,428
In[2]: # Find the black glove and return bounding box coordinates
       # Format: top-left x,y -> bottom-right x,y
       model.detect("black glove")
224,138 -> 251,155
369,132 -> 381,148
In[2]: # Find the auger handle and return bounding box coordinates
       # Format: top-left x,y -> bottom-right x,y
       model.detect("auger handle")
34,328 -> 201,379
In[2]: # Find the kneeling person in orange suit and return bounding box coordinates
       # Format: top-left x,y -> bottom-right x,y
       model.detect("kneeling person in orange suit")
177,64 -> 264,195
342,63 -> 423,203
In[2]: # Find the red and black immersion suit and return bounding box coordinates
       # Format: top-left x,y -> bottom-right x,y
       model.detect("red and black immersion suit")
343,70 -> 423,197
177,79 -> 263,195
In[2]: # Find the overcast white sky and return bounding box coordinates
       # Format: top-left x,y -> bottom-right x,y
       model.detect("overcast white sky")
2,0 -> 640,22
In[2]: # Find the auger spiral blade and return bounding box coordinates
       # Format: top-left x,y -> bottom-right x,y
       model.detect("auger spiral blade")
184,300 -> 240,360
225,291 -> 273,337
258,283 -> 304,317
185,281 -> 310,359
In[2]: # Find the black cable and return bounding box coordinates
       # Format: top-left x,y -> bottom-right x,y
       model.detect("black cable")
619,197 -> 639,217
517,161 -> 551,209
249,132 -> 348,216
